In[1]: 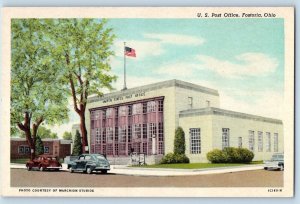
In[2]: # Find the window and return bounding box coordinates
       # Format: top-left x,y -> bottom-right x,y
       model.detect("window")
147,101 -> 156,112
249,130 -> 255,151
106,108 -> 113,118
266,132 -> 271,152
274,133 -> 279,152
106,127 -> 114,142
206,100 -> 210,107
96,128 -> 101,144
258,131 -> 263,152
119,126 -> 126,142
158,100 -> 163,112
18,146 -> 25,154
188,97 -> 193,108
238,137 -> 242,148
119,106 -> 127,116
128,105 -> 132,116
132,103 -> 142,115
143,124 -> 147,139
44,146 -> 50,154
25,146 -> 30,154
222,128 -> 230,149
133,124 -> 141,139
149,123 -> 156,138
190,128 -> 201,154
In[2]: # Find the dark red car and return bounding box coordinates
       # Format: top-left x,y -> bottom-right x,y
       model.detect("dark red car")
26,155 -> 62,171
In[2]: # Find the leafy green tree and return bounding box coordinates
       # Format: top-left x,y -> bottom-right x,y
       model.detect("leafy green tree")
63,131 -> 72,140
49,19 -> 116,153
19,126 -> 58,139
174,127 -> 186,154
35,136 -> 44,156
11,19 -> 69,159
72,130 -> 82,156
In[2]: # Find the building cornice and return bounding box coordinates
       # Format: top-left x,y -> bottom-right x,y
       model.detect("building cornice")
87,79 -> 219,103
179,107 -> 283,124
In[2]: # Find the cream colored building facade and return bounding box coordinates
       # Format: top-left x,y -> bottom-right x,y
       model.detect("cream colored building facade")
85,79 -> 283,164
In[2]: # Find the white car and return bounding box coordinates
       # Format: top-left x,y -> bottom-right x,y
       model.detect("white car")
264,153 -> 284,171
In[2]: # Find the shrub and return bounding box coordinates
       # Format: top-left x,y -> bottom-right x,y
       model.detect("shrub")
160,153 -> 190,164
72,130 -> 82,156
206,149 -> 225,163
174,127 -> 186,154
207,147 -> 254,163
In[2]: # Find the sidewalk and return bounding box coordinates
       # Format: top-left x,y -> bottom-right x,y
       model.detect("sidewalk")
10,163 -> 264,176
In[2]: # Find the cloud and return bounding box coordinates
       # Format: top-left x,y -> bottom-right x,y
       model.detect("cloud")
219,89 -> 283,120
196,53 -> 279,78
156,61 -> 201,77
144,33 -> 205,46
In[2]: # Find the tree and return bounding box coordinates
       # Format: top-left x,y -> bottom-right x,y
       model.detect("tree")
63,131 -> 72,140
19,126 -> 58,139
35,136 -> 44,156
174,127 -> 186,154
11,19 -> 69,160
50,19 -> 116,153
72,130 -> 82,156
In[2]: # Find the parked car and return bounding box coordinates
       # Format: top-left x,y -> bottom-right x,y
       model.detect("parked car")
67,154 -> 110,174
264,153 -> 284,171
26,155 -> 62,171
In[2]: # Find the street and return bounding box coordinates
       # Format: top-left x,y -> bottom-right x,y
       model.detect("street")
11,169 -> 283,187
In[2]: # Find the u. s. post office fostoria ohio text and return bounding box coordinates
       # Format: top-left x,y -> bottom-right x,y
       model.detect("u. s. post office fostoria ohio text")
76,79 -> 283,165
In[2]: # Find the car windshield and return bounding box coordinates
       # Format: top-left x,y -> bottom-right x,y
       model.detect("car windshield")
271,154 -> 284,161
96,155 -> 106,160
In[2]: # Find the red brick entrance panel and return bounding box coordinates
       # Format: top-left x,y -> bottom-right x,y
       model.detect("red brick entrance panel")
90,97 -> 164,156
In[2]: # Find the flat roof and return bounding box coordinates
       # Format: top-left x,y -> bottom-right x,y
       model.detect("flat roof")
10,138 -> 72,143
88,79 -> 219,103
179,107 -> 283,124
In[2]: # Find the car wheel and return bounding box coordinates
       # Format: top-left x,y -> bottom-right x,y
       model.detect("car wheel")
39,166 -> 44,171
280,165 -> 284,171
101,170 -> 107,174
264,167 -> 268,170
86,167 -> 92,174
69,167 -> 74,173
26,165 -> 32,171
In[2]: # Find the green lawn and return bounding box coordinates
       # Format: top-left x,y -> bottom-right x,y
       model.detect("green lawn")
131,161 -> 263,169
11,158 -> 30,164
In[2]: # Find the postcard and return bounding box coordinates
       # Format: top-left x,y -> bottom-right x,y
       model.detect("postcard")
1,7 -> 294,197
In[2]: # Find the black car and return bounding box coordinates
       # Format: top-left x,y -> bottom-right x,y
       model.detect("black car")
67,154 -> 110,174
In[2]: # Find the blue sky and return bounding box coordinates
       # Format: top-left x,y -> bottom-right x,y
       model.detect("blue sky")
51,18 -> 285,136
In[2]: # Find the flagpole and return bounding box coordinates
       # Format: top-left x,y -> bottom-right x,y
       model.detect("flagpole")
123,42 -> 127,90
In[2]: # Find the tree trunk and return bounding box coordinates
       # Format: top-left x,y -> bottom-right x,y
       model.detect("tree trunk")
24,129 -> 35,160
79,110 -> 89,153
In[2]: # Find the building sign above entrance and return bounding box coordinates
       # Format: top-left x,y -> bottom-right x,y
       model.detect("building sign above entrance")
102,91 -> 146,103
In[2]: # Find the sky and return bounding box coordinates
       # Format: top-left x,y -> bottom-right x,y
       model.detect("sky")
50,18 -> 284,137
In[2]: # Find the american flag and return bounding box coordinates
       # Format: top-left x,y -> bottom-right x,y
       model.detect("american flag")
124,46 -> 136,57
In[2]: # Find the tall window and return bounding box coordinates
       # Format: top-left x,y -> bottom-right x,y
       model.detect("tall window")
190,128 -> 201,154
106,108 -> 113,118
274,133 -> 279,152
119,106 -> 127,116
222,128 -> 230,149
238,137 -> 242,148
158,100 -> 163,112
249,130 -> 255,151
133,124 -> 141,139
119,126 -> 126,142
96,128 -> 100,144
258,131 -> 263,152
149,123 -> 156,138
106,127 -> 114,142
132,103 -> 142,115
147,101 -> 156,112
188,97 -> 193,108
266,132 -> 271,152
